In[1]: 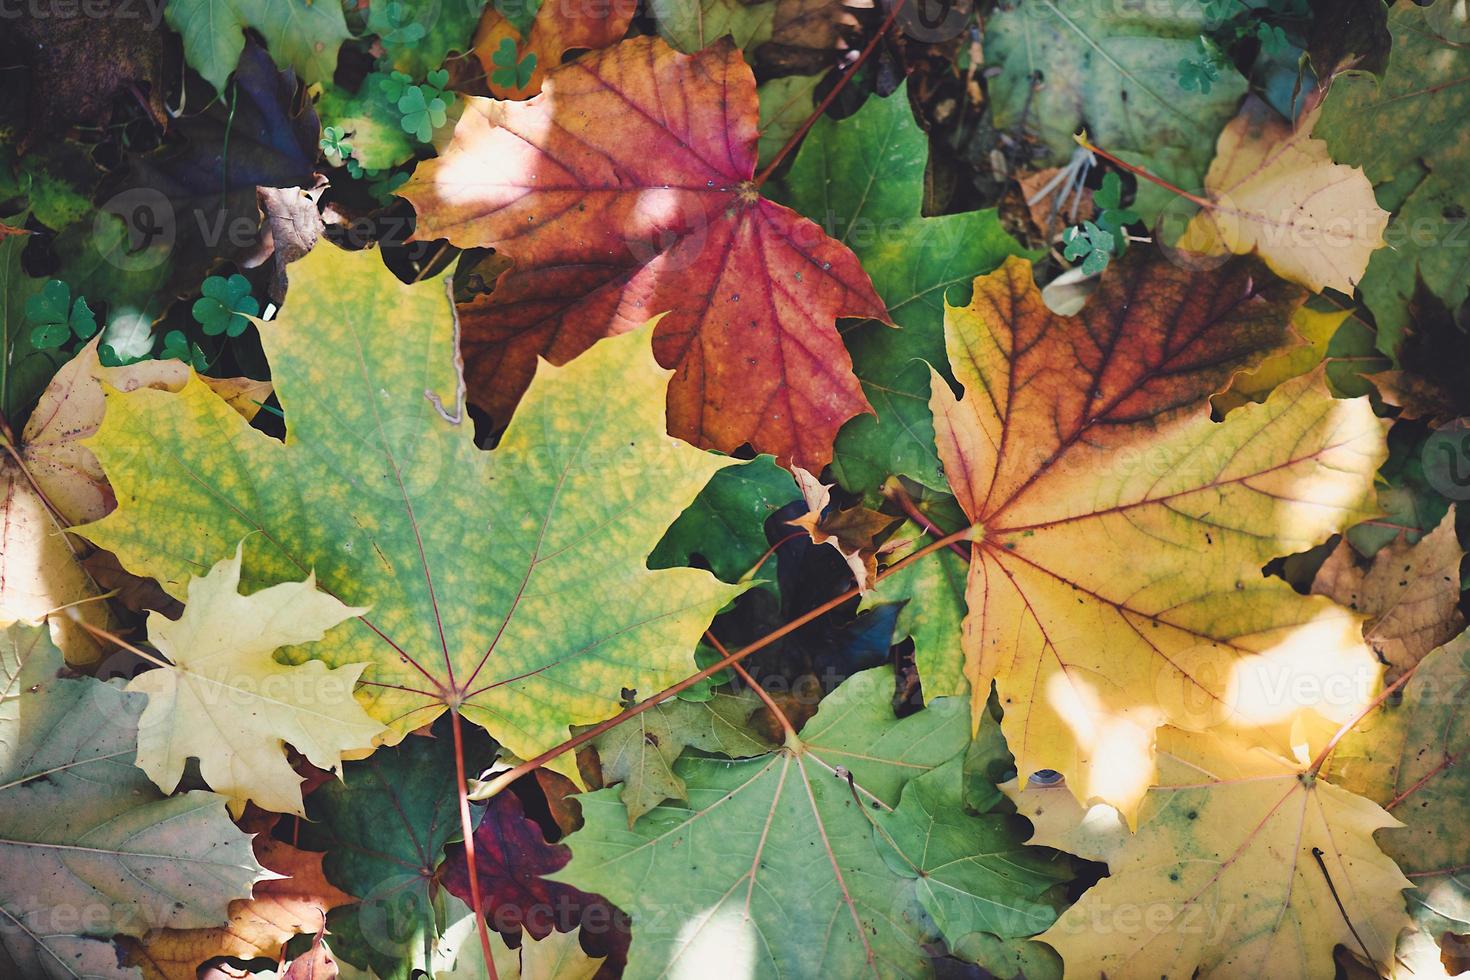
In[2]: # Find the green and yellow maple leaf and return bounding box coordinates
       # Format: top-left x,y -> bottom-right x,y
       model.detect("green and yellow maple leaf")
131,544 -> 383,817
1008,728 -> 1412,978
78,244 -> 744,777
930,253 -> 1388,818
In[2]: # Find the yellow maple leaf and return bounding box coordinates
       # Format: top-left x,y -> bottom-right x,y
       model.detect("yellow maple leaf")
931,253 -> 1387,819
1007,728 -> 1412,978
1180,97 -> 1388,294
130,543 -> 382,816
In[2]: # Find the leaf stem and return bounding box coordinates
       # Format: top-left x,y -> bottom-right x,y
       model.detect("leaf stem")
1073,132 -> 1214,210
470,526 -> 972,802
62,614 -> 173,670
708,630 -> 798,742
1309,663 -> 1420,776
753,0 -> 909,186
450,707 -> 500,980
738,530 -> 806,585
884,481 -> 970,559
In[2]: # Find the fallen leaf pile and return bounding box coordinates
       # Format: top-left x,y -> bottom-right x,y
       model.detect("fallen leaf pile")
2,2 -> 1466,978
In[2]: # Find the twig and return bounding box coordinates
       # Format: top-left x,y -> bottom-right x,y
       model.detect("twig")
753,0 -> 909,186
450,709 -> 500,980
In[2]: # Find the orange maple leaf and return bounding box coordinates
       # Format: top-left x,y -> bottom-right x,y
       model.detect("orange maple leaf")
402,36 -> 890,468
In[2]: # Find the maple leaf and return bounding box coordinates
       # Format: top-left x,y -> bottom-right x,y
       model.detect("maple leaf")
124,814 -> 355,980
649,455 -> 799,595
650,0 -> 863,75
1312,507 -> 1464,682
441,789 -> 601,940
0,621 -> 266,976
471,0 -> 636,98
400,36 -> 889,468
929,252 -> 1388,816
771,85 -> 1032,496
167,0 -> 350,93
788,466 -> 897,591
1180,97 -> 1388,294
298,731 -> 479,980
556,666 -> 984,978
590,689 -> 772,823
984,0 -> 1246,220
0,339 -> 269,662
1327,633 -> 1470,974
877,756 -> 1071,957
1316,0 -> 1470,355
1213,305 -> 1354,414
130,544 -> 382,817
1008,728 -> 1412,978
77,244 -> 743,772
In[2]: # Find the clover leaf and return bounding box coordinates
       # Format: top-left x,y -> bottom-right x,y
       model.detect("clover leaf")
191,274 -> 260,338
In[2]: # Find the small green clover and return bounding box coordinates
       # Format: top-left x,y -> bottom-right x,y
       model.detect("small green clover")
378,70 -> 414,104
490,38 -> 538,90
320,125 -> 354,166
1178,36 -> 1223,93
1062,221 -> 1117,276
25,279 -> 97,349
378,1 -> 427,45
159,330 -> 209,371
191,274 -> 260,338
1093,172 -> 1140,240
397,85 -> 448,142
383,69 -> 451,143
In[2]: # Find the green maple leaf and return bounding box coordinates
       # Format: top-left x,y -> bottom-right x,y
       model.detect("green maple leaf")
299,731 -> 479,980
167,0 -> 351,94
877,755 -> 1071,958
557,666 -> 1059,978
860,516 -> 969,700
1317,0 -> 1470,357
0,622 -> 265,975
591,689 -> 773,823
772,85 -> 1033,499
649,454 -> 798,596
78,244 -> 743,779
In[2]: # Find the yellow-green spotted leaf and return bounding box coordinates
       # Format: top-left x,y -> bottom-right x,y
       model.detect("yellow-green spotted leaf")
77,245 -> 745,772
